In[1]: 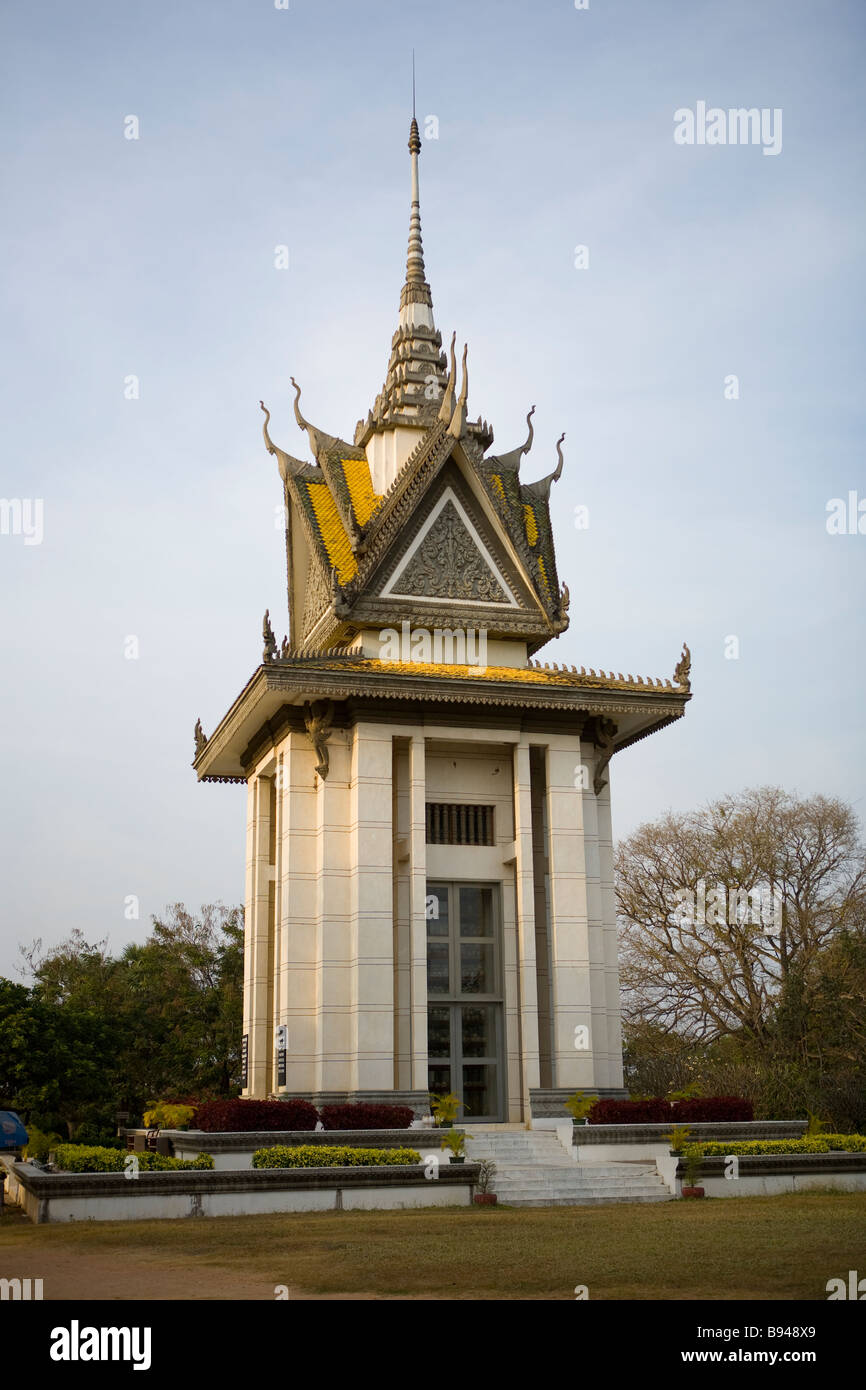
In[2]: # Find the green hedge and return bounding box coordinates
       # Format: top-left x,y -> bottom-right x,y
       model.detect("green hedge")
252,1145 -> 422,1169
52,1144 -> 215,1173
685,1135 -> 866,1159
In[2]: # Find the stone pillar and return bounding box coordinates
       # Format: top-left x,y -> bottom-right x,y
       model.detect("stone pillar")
315,728 -> 352,1093
279,730 -> 318,1094
512,739 -> 542,1116
243,768 -> 274,1098
408,732 -> 428,1093
349,722 -> 394,1091
545,737 -> 594,1091
595,769 -> 624,1088
579,751 -> 612,1087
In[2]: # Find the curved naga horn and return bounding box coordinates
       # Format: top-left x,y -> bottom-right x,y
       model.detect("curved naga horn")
260,400 -> 276,455
438,331 -> 457,422
523,432 -> 566,500
290,376 -> 307,431
552,431 -> 565,482
495,404 -> 536,471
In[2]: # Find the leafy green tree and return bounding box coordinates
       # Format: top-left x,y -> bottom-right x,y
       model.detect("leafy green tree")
15,903 -> 244,1130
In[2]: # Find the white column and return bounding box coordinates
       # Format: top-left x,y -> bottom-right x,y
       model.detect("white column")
408,732 -> 428,1092
545,738 -> 594,1091
513,740 -> 542,1113
595,769 -> 624,1088
244,770 -> 274,1098
316,730 -> 352,1093
279,731 -> 319,1094
350,721 -> 395,1091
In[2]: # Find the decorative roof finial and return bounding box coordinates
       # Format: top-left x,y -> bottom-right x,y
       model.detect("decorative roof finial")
496,405 -> 536,470
523,432 -> 566,499
674,641 -> 691,691
194,719 -> 207,757
287,377 -> 342,465
448,343 -> 469,437
553,431 -> 565,483
262,609 -> 278,663
438,331 -> 457,421
290,377 -> 307,432
259,399 -> 308,481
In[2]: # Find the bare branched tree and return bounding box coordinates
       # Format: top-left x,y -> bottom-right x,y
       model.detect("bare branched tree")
616,787 -> 866,1050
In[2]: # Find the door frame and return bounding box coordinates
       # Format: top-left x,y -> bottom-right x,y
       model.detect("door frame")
426,879 -> 506,1122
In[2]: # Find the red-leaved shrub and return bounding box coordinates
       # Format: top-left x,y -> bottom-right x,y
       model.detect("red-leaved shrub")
588,1099 -> 672,1124
587,1096 -> 754,1124
672,1096 -> 753,1122
193,1099 -> 319,1132
320,1103 -> 415,1131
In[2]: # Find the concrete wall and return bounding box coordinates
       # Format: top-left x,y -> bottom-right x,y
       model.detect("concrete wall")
698,1173 -> 866,1198
9,1160 -> 476,1224
26,1183 -> 470,1222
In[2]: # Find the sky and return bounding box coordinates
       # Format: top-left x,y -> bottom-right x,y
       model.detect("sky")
1,0 -> 864,977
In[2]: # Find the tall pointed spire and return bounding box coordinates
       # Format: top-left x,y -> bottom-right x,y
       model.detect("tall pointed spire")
401,114 -> 433,317
358,104 -> 450,461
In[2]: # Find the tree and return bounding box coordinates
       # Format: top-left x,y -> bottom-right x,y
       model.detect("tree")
0,976 -> 115,1138
616,786 -> 866,1052
12,903 -> 244,1132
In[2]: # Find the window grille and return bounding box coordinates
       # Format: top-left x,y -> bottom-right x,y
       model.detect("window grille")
425,803 -> 494,846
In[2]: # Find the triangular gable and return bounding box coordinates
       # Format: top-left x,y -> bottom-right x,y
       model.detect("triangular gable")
340,456 -> 554,641
381,488 -> 518,608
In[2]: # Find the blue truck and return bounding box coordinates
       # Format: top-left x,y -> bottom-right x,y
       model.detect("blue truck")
0,1111 -> 28,1153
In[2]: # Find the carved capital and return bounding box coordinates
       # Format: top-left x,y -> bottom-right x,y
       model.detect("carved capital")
303,699 -> 335,779
587,715 -> 617,796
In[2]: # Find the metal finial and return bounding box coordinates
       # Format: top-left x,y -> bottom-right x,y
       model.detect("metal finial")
412,49 -> 416,120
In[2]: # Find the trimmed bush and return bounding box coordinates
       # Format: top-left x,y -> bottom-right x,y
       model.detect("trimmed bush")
320,1103 -> 414,1131
589,1099 -> 672,1124
52,1145 -> 126,1172
673,1096 -> 753,1122
687,1135 -> 866,1158
52,1145 -> 215,1173
136,1152 -> 215,1171
252,1145 -> 421,1168
192,1099 -> 319,1132
587,1096 -> 753,1125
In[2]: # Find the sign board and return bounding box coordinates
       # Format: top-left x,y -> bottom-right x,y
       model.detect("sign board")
275,1025 -> 287,1087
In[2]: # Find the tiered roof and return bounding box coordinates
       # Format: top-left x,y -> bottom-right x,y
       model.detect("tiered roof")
260,118 -> 567,655
192,115 -> 692,782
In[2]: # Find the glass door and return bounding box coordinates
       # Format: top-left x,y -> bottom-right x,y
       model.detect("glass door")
426,882 -> 504,1121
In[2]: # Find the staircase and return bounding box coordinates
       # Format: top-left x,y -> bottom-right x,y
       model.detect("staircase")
464,1128 -> 671,1207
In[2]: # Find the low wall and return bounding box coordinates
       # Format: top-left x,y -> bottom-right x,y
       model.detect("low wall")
676,1152 -> 866,1199
574,1121 -> 808,1163
126,1128 -> 457,1171
10,1160 -> 479,1224
529,1088 -> 627,1117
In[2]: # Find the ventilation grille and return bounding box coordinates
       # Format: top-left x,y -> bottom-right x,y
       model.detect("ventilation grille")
425,803 -> 495,846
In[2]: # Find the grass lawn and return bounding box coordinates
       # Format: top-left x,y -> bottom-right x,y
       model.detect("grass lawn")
1,1192 -> 864,1300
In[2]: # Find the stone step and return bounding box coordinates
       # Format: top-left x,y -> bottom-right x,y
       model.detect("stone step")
498,1194 -> 671,1207
461,1131 -> 671,1207
495,1176 -> 666,1189
496,1181 -> 667,1194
